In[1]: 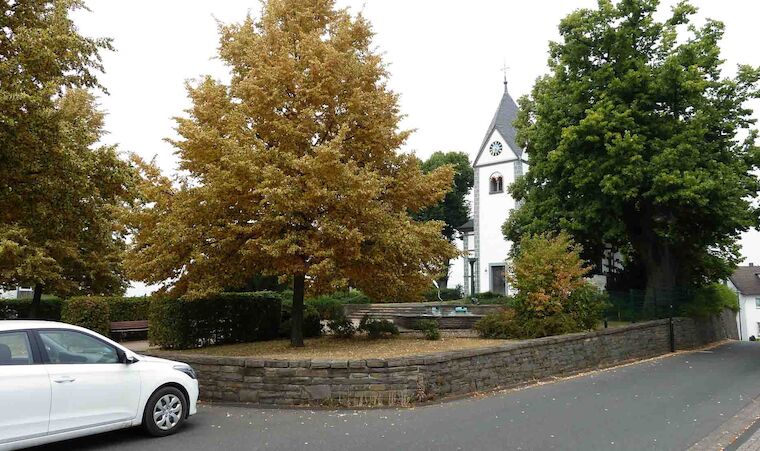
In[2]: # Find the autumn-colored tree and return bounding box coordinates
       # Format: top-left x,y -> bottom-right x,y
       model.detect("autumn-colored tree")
126,0 -> 457,346
509,232 -> 590,317
0,1 -> 137,315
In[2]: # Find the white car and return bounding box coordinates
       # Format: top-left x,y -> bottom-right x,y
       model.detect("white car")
0,320 -> 199,451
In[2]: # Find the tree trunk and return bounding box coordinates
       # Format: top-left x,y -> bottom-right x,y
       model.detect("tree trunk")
642,247 -> 678,311
625,208 -> 679,314
290,272 -> 306,347
29,284 -> 43,319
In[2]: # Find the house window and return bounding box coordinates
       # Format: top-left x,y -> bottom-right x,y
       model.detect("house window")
489,173 -> 503,194
756,298 -> 760,309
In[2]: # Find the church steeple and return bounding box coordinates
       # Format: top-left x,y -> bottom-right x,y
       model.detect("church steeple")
472,79 -> 523,167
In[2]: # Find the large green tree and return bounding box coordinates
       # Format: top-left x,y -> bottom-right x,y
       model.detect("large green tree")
126,0 -> 457,346
415,151 -> 473,288
0,1 -> 137,314
504,0 -> 760,305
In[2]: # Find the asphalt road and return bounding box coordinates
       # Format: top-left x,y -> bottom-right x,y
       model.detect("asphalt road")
31,341 -> 760,451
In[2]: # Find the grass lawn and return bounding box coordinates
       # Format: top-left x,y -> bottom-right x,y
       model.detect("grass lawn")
170,336 -> 510,360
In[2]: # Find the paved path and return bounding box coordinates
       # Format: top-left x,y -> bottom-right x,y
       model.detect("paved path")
31,341 -> 760,451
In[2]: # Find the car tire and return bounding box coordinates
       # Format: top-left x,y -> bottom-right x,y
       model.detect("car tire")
143,386 -> 187,437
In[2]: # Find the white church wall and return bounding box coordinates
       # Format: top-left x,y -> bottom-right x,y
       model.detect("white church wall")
447,237 -> 465,293
476,156 -> 517,293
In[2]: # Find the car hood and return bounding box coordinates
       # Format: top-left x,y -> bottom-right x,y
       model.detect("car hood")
137,354 -> 184,366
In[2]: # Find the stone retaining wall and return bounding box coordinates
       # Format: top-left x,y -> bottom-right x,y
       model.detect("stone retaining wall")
153,311 -> 737,407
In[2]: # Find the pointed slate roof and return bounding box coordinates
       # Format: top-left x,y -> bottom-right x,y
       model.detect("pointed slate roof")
730,266 -> 760,295
473,82 -> 523,167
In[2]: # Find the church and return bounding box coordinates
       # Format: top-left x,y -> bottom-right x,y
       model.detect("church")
454,80 -> 528,297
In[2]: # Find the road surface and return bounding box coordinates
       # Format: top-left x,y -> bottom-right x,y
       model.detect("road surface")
31,341 -> 760,451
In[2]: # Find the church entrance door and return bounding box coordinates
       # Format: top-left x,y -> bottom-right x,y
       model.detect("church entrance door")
491,265 -> 506,295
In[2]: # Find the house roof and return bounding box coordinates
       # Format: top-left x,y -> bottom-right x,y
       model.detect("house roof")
473,82 -> 523,167
456,219 -> 474,232
729,266 -> 760,295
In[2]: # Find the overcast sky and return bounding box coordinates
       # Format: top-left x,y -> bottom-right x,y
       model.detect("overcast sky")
71,1 -> 760,294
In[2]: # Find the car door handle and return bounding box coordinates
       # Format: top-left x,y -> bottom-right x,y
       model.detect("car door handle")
53,376 -> 76,383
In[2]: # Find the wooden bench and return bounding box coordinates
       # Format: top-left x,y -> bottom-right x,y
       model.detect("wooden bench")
110,320 -> 149,340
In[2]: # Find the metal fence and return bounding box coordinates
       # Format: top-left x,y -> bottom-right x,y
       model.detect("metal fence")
605,288 -> 694,323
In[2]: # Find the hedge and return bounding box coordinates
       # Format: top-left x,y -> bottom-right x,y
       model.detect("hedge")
149,292 -> 282,350
67,296 -> 150,322
61,297 -> 111,337
0,297 -> 64,320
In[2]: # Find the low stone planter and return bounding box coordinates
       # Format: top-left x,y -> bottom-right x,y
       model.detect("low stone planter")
151,310 -> 737,408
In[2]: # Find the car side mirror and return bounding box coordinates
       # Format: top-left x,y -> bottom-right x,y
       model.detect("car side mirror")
118,349 -> 138,365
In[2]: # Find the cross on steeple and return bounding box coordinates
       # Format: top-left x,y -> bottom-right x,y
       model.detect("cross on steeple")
500,62 -> 510,87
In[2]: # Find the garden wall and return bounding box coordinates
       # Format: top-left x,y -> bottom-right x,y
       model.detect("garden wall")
153,310 -> 737,407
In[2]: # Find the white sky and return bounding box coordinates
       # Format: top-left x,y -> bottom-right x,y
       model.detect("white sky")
71,1 -> 760,294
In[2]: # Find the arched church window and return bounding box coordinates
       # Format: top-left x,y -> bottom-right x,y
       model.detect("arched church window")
489,173 -> 503,194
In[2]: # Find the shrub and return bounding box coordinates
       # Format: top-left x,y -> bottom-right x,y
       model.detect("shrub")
0,297 -> 64,320
474,308 -> 580,339
565,283 -> 609,330
149,292 -> 282,349
0,302 -> 16,319
280,301 -> 322,338
105,297 -> 151,321
358,315 -> 399,339
327,317 -> 356,339
510,232 -> 589,317
423,286 -> 463,302
474,308 -> 521,339
415,319 -> 441,340
307,296 -> 346,321
67,296 -> 150,322
61,297 -> 111,337
681,283 -> 740,319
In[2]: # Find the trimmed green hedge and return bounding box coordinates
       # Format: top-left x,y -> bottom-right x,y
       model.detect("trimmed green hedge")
61,297 -> 111,337
0,297 -> 64,320
68,296 -> 150,322
149,292 -> 282,350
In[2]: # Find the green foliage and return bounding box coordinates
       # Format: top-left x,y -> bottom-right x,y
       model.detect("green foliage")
307,296 -> 345,321
504,0 -> 760,302
474,309 -> 521,339
327,317 -> 356,339
475,308 -> 580,340
415,151 -> 474,242
68,296 -> 150,322
61,297 -> 111,337
474,296 -> 514,305
423,286 -> 463,302
565,284 -> 610,330
149,292 -> 282,350
0,298 -> 63,320
358,315 -> 399,339
415,319 -> 441,340
280,301 -> 322,339
681,284 -> 739,319
475,281 -> 606,339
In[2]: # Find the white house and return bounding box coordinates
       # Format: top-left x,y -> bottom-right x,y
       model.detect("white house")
727,264 -> 760,341
0,287 -> 33,300
455,81 -> 528,297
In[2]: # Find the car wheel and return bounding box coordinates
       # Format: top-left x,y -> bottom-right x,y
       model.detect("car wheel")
143,387 -> 186,437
